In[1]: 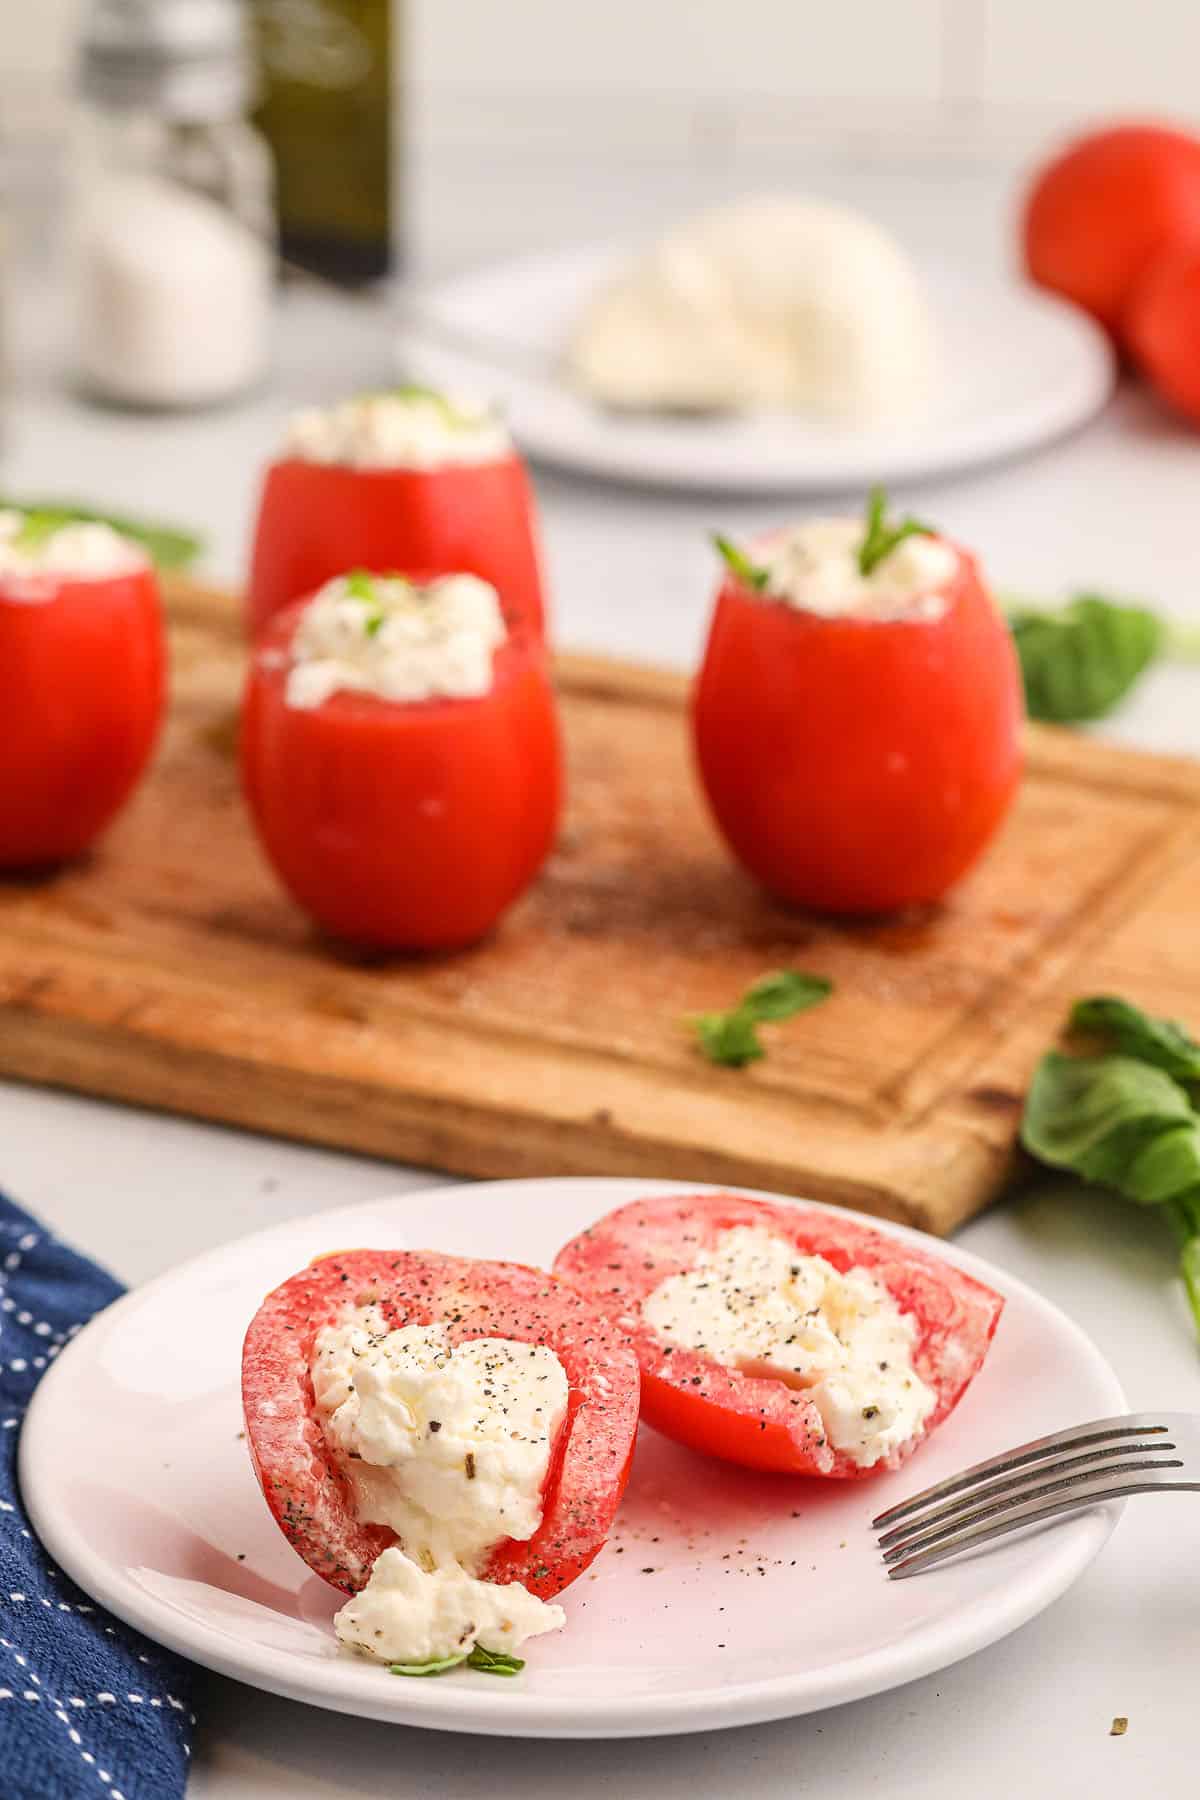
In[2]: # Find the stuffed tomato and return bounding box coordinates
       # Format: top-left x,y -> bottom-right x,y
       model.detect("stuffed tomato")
242,1248 -> 640,1667
0,510 -> 165,869
554,1192 -> 1003,1478
694,499 -> 1023,915
241,570 -> 562,951
248,388 -> 548,642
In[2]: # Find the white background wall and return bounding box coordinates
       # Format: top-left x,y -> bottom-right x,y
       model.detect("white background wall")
7,0 -> 1200,120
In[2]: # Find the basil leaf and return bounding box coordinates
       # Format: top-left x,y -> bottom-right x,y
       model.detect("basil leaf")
1007,593 -> 1163,723
466,1645 -> 525,1676
857,486 -> 935,576
1020,1051 -> 1196,1193
1022,1001 -> 1200,1342
345,570 -> 376,601
387,1653 -> 469,1677
1069,995 -> 1200,1083
0,497 -> 203,570
712,533 -> 769,593
692,1008 -> 765,1069
690,969 -> 833,1067
742,970 -> 833,1022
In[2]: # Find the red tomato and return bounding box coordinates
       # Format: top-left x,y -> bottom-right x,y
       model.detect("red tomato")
247,456 -> 548,642
242,1248 -> 641,1597
1126,241 -> 1200,423
1023,123 -> 1200,340
554,1193 -> 1003,1479
692,545 -> 1023,915
240,602 -> 562,950
0,568 -> 165,869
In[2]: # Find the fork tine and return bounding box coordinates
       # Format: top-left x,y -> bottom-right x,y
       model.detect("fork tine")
877,1438 -> 1177,1551
886,1468 -> 1194,1579
880,1454 -> 1184,1563
871,1414 -> 1170,1531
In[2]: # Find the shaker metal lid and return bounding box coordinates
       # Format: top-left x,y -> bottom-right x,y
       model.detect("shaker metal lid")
78,0 -> 257,118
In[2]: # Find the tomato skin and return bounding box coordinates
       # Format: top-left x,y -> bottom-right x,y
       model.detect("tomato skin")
1022,123 -> 1200,340
691,549 -> 1023,915
240,602 -> 562,950
1126,242 -> 1200,423
247,456 -> 548,642
0,569 -> 165,869
554,1193 -> 1004,1479
241,1248 -> 641,1598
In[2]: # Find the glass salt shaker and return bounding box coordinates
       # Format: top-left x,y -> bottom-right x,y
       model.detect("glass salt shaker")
70,0 -> 276,410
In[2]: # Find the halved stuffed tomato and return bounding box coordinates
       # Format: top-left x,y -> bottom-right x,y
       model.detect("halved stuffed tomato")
242,1248 -> 640,1599
554,1193 -> 1003,1478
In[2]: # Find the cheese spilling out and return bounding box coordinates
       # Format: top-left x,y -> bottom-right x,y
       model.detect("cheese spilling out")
313,1311 -> 569,1665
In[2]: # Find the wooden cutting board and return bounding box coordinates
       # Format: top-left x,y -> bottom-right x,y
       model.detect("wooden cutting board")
2,577 -> 1199,1236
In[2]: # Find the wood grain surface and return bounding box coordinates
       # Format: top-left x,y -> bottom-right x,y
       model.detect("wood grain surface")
2,578 -> 1199,1234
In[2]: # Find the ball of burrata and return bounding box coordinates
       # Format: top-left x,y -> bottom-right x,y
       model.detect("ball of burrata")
566,195 -> 937,425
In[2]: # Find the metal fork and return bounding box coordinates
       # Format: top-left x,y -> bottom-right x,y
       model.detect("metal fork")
873,1413 -> 1199,1579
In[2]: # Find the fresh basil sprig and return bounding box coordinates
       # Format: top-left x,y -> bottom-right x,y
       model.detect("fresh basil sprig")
387,1652 -> 470,1677
0,497 -> 203,571
690,969 -> 833,1068
388,1644 -> 527,1679
1020,994 -> 1200,1339
712,533 -> 769,593
1003,592 -> 1200,723
857,487 -> 935,577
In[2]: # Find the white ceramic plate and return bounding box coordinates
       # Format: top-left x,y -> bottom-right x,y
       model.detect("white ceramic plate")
21,1178 -> 1124,1739
396,248 -> 1115,495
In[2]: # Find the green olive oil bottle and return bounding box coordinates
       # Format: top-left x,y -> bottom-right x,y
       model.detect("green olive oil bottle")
250,0 -> 396,283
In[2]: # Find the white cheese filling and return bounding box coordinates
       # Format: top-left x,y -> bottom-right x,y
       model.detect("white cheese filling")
641,1226 -> 936,1467
284,572 -> 506,710
333,1547 -> 565,1666
313,1310 -> 569,1665
0,510 -> 148,594
284,389 -> 511,469
753,517 -> 958,622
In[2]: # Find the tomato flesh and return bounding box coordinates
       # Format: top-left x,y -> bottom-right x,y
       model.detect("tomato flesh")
242,1248 -> 641,1598
553,1193 -> 1004,1478
691,549 -> 1023,914
247,456 -> 548,642
240,602 -> 563,950
0,570 -> 165,869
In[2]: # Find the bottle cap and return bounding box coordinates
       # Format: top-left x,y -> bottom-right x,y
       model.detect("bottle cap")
78,0 -> 257,120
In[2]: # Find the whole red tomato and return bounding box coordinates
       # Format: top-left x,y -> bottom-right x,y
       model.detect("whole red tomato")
241,601 -> 562,950
247,456 -> 548,643
692,545 -> 1023,915
0,568 -> 165,869
1023,123 -> 1200,341
1126,241 -> 1200,423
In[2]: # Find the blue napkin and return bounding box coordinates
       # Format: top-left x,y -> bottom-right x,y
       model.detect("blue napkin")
1,1192 -> 196,1800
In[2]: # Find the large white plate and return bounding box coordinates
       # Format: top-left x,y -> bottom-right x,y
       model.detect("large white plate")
21,1178 -> 1124,1739
397,248 -> 1115,495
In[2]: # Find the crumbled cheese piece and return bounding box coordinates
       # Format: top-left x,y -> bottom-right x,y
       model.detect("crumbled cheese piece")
334,1547 -> 564,1666
0,511 -> 148,592
284,572 -> 506,710
755,518 -> 958,621
285,389 -> 511,469
642,1226 -> 936,1467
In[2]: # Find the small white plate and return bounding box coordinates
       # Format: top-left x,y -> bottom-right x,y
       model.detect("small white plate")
21,1178 -> 1123,1739
397,248 -> 1115,495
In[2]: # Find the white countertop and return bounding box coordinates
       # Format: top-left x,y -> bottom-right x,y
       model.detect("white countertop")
1,159 -> 1197,1796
